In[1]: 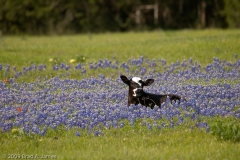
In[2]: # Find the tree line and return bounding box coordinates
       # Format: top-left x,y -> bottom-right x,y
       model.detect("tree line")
0,0 -> 240,34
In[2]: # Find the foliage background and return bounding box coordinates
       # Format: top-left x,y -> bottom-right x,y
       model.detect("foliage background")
1,0 -> 240,34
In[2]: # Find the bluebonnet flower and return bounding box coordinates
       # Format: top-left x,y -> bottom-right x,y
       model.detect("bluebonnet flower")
23,125 -> 30,133
14,72 -> 22,79
119,122 -> 124,128
94,130 -> 102,137
170,121 -> 174,128
65,65 -> 71,71
147,123 -> 152,130
4,64 -> 10,75
0,56 -> 239,136
140,67 -> 147,76
196,122 -> 208,129
38,64 -> 44,71
81,69 -> 86,73
75,63 -> 82,70
60,63 -> 65,69
206,127 -> 210,133
76,131 -> 80,137
52,65 -> 58,71
5,64 -> 10,72
32,125 -> 39,134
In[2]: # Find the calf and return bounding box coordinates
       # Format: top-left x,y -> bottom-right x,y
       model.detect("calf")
120,75 -> 185,109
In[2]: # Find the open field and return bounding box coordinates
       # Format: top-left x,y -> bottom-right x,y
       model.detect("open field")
0,30 -> 240,160
1,29 -> 240,82
1,120 -> 240,160
1,29 -> 240,67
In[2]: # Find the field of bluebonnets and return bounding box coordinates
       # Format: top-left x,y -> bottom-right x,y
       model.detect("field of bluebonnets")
1,56 -> 240,133
0,30 -> 240,159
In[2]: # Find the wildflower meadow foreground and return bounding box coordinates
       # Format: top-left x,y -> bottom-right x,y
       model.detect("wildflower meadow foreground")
1,56 -> 239,141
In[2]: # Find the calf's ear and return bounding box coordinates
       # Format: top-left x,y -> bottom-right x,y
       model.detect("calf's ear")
120,75 -> 130,85
143,79 -> 154,86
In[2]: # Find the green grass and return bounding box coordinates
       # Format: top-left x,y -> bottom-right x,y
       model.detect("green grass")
1,29 -> 240,82
1,29 -> 239,66
1,119 -> 240,160
1,30 -> 240,159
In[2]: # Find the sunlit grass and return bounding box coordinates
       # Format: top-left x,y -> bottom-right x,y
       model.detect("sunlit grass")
1,118 -> 240,160
1,29 -> 239,82
1,29 -> 239,66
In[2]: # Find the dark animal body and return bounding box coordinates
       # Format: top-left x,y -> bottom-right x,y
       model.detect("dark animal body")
120,75 -> 185,109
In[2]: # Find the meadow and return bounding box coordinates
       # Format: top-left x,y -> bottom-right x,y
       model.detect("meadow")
0,30 -> 240,160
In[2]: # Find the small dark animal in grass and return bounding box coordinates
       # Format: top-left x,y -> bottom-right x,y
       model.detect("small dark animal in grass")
120,75 -> 186,109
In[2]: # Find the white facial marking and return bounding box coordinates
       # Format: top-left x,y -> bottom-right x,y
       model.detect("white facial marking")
132,77 -> 142,86
133,88 -> 138,97
133,88 -> 142,97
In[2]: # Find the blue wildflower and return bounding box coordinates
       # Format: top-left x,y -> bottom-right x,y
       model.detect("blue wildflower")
76,131 -> 80,137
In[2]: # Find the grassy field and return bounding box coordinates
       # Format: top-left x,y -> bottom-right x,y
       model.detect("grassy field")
1,121 -> 240,160
1,29 -> 240,82
0,30 -> 240,160
1,29 -> 240,67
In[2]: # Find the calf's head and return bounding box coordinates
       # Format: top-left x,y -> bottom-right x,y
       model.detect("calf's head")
120,75 -> 154,98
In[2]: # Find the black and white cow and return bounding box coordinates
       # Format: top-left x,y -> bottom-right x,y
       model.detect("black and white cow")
120,75 -> 185,109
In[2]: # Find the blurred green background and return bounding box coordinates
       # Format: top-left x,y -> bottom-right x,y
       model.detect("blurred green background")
1,0 -> 240,35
